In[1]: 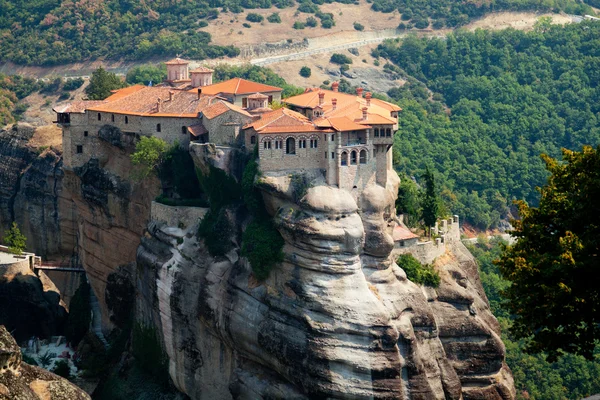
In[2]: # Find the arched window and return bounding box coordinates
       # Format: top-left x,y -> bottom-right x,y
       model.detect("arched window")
299,139 -> 306,149
386,128 -> 392,137
341,151 -> 348,166
156,123 -> 161,132
360,149 -> 367,164
125,116 -> 129,124
182,126 -> 187,134
286,137 -> 296,154
350,151 -> 357,165
97,113 -> 101,121
263,140 -> 272,149
310,138 -> 318,148
374,128 -> 380,137
251,135 -> 256,144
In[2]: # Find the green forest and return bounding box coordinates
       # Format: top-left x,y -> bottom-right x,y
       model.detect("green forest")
0,0 -> 593,66
375,20 -> 600,228
468,237 -> 600,399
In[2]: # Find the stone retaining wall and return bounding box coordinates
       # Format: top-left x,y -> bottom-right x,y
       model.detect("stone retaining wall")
150,201 -> 209,229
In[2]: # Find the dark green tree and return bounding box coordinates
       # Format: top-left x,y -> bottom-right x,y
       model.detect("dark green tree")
497,146 -> 600,361
125,64 -> 167,85
85,67 -> 125,100
421,166 -> 439,233
4,222 -> 26,255
299,66 -> 311,78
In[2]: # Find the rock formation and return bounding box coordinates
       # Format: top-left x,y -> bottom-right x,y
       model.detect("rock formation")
0,258 -> 67,343
0,325 -> 90,400
136,160 -> 515,399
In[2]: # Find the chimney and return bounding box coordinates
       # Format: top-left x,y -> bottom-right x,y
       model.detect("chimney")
157,98 -> 162,112
169,91 -> 174,102
197,88 -> 202,100
356,87 -> 364,97
365,92 -> 372,106
332,98 -> 337,110
362,107 -> 368,121
332,81 -> 339,92
318,91 -> 325,106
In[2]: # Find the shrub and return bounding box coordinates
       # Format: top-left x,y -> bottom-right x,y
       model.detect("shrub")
63,77 -> 84,91
246,13 -> 264,23
241,220 -> 284,280
398,22 -> 407,30
21,351 -> 37,366
353,22 -> 364,31
432,19 -> 444,29
58,92 -> 70,101
340,64 -> 350,73
374,59 -> 380,66
306,16 -> 318,27
267,12 -> 281,23
52,360 -> 71,379
130,136 -> 168,180
401,9 -> 413,20
330,53 -> 352,65
3,222 -> 26,255
414,18 -> 429,29
397,254 -> 440,287
242,22 -> 251,28
299,66 -> 311,77
321,19 -> 333,28
158,144 -> 203,200
293,21 -> 306,29
125,64 -> 167,85
38,351 -> 57,368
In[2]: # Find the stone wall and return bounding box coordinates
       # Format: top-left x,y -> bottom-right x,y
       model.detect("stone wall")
393,216 -> 461,265
150,201 -> 208,229
203,109 -> 253,147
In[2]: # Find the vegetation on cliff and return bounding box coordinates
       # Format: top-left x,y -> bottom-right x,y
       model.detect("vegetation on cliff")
3,222 -> 27,255
376,20 -> 600,228
468,237 -> 600,400
396,254 -> 440,287
497,145 -> 600,361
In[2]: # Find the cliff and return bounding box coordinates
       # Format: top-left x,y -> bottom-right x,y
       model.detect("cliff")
0,325 -> 90,400
136,150 -> 515,399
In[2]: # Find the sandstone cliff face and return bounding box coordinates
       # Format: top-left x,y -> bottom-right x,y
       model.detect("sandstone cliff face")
137,164 -> 515,399
0,325 -> 90,400
0,124 -> 74,259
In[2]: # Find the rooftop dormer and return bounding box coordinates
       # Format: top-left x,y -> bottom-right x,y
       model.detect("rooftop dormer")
165,57 -> 190,82
190,66 -> 214,88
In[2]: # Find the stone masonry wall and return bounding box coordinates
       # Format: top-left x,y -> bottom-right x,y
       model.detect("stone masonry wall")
150,201 -> 209,230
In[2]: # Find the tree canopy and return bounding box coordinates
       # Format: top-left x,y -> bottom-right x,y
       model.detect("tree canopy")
4,222 -> 26,255
497,146 -> 600,361
85,67 -> 126,100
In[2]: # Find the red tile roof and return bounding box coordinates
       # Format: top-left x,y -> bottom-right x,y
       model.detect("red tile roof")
86,86 -> 214,117
244,108 -> 331,133
190,66 -> 214,73
202,100 -> 252,119
190,78 -> 282,96
53,100 -> 107,114
188,124 -> 208,137
393,225 -> 419,241
165,57 -> 189,65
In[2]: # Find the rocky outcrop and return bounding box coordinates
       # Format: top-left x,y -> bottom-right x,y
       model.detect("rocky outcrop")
136,165 -> 515,399
0,260 -> 67,344
0,325 -> 90,400
0,124 -> 75,259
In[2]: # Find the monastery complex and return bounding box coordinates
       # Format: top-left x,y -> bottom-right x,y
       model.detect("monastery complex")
54,58 -> 400,191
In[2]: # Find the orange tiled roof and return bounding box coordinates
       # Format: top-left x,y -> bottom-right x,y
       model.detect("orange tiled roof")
190,78 -> 282,96
248,92 -> 269,99
244,108 -> 331,133
86,86 -> 214,117
202,100 -> 252,119
190,66 -> 214,73
53,100 -> 107,114
284,88 -> 400,125
165,57 -> 189,65
325,116 -> 370,131
188,123 -> 208,137
393,225 -> 419,241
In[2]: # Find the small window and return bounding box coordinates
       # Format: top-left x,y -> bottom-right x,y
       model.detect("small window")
310,139 -> 318,148
286,137 -> 296,154
268,95 -> 273,103
351,151 -> 357,165
251,135 -> 257,144
97,113 -> 101,121
125,116 -> 129,124
299,139 -> 306,149
386,128 -> 392,137
182,126 -> 187,134
111,114 -> 115,122
331,152 -> 335,159
242,98 -> 248,108
84,131 -> 88,137
156,123 -> 161,132
374,128 -> 380,137
331,134 -> 335,142
264,140 -> 272,149
268,141 -> 272,149
341,151 -> 348,166
76,145 -> 83,154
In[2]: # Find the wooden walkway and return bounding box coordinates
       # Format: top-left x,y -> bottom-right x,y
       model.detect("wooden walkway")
33,261 -> 85,273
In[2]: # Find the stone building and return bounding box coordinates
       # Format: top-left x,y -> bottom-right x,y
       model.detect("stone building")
243,83 -> 400,190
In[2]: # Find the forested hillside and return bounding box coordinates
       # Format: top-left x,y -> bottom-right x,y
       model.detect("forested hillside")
0,0 -> 592,66
376,20 -> 600,228
468,238 -> 600,399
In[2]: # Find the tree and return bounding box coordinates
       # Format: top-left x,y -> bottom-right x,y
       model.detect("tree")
497,146 -> 600,361
85,67 -> 125,100
353,22 -> 364,31
330,53 -> 352,65
299,66 -> 311,78
533,16 -> 553,33
267,12 -> 281,23
421,166 -> 439,233
130,136 -> 168,180
4,222 -> 26,255
125,64 -> 167,85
